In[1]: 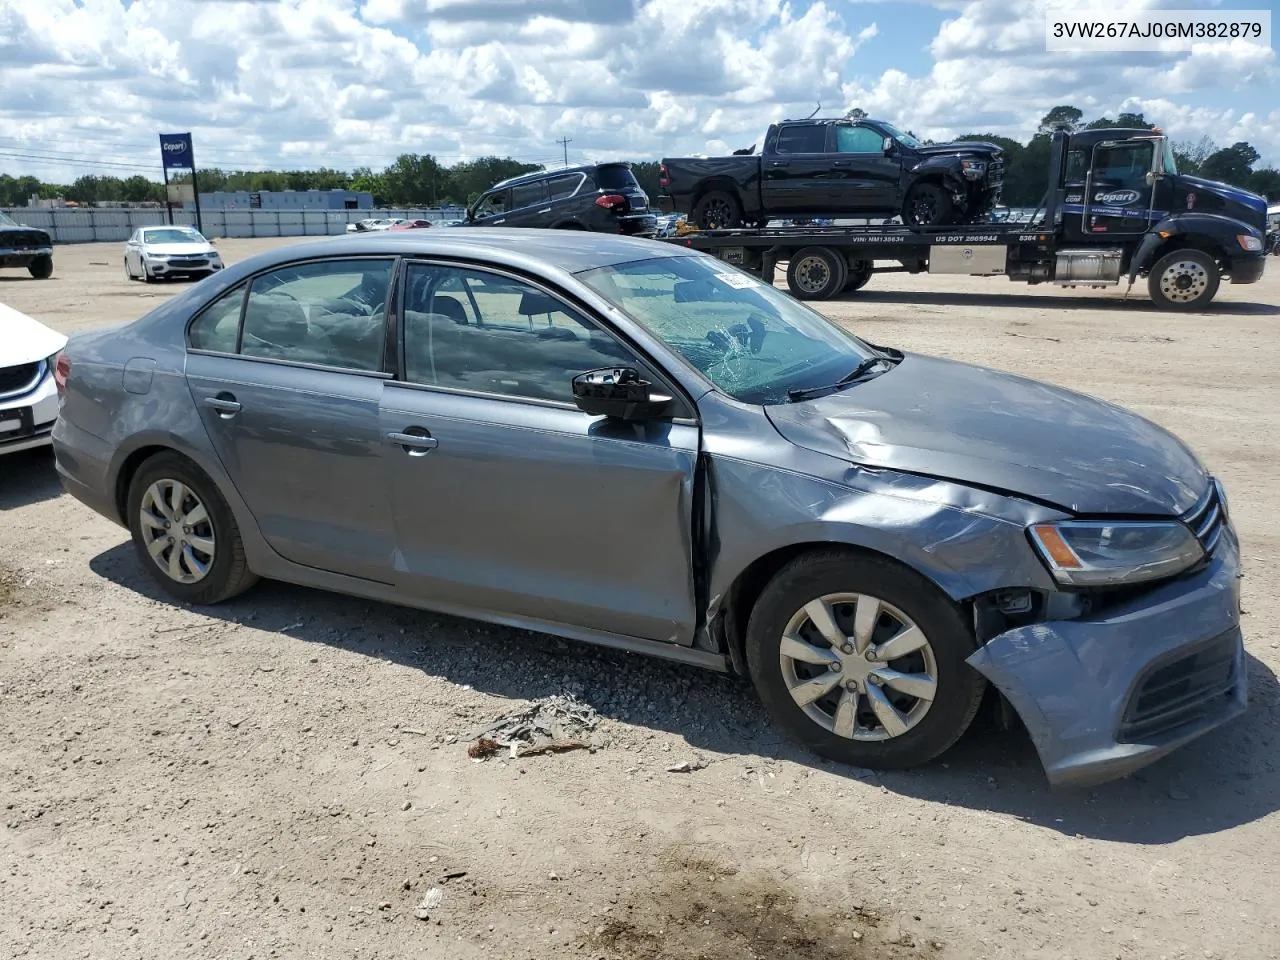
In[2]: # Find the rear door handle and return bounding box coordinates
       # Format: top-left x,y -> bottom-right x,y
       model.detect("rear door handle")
203,395 -> 241,417
387,431 -> 438,455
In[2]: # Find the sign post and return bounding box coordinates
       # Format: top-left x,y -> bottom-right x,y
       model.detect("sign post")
159,133 -> 203,234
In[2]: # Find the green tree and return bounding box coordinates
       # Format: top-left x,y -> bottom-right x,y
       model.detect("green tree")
1038,105 -> 1083,133
1200,141 -> 1260,185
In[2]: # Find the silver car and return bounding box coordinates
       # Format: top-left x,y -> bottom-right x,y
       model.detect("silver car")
123,225 -> 224,282
51,230 -> 1246,787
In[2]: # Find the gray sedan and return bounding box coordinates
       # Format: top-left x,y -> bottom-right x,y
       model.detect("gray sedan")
50,230 -> 1245,786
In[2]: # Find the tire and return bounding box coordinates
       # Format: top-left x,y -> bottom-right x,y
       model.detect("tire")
785,246 -> 847,300
842,260 -> 872,293
126,452 -> 258,605
690,189 -> 744,230
902,182 -> 953,227
124,257 -> 136,281
27,255 -> 53,279
744,550 -> 986,770
142,265 -> 156,284
1147,248 -> 1220,310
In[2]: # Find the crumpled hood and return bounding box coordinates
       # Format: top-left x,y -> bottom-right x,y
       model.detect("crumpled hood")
765,353 -> 1208,516
0,301 -> 67,366
912,141 -> 1002,158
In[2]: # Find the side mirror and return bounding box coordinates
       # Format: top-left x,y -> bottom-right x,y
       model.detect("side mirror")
572,367 -> 674,421
1145,171 -> 1160,187
882,137 -> 894,154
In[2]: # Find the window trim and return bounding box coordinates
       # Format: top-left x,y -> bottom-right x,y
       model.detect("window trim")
394,257 -> 699,421
184,253 -> 400,377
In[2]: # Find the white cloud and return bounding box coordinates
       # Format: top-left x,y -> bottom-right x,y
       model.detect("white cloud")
0,0 -> 1275,188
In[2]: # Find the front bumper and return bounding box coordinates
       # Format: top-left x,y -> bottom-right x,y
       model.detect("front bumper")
0,366 -> 58,455
1228,253 -> 1265,284
0,245 -> 53,268
967,527 -> 1246,788
145,258 -> 223,277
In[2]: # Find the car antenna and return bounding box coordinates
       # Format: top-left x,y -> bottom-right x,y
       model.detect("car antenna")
804,101 -> 822,119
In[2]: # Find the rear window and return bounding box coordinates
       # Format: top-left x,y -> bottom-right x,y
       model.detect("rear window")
593,165 -> 640,191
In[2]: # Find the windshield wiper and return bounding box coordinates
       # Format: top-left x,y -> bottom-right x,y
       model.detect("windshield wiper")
787,356 -> 892,402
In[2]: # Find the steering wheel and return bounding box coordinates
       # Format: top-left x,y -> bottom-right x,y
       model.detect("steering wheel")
706,313 -> 768,355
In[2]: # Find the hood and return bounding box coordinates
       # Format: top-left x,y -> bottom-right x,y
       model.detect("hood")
912,140 -> 1002,158
0,301 -> 68,366
0,222 -> 51,244
1177,175 -> 1267,231
143,242 -> 217,256
765,353 -> 1208,516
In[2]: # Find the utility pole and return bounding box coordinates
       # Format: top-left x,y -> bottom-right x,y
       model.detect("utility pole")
555,136 -> 572,168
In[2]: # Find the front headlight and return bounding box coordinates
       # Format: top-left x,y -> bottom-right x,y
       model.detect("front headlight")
1028,520 -> 1203,587
145,252 -> 170,261
1237,234 -> 1263,252
961,159 -> 986,179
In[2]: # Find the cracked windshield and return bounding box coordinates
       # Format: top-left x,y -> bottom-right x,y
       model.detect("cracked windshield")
578,255 -> 876,405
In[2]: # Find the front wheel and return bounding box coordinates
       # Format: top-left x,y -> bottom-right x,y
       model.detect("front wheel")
902,182 -> 954,227
28,255 -> 53,279
127,452 -> 258,605
745,550 -> 986,770
1147,248 -> 1220,311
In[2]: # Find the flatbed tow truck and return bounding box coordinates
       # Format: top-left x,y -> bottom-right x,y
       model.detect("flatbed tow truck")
659,127 -> 1269,310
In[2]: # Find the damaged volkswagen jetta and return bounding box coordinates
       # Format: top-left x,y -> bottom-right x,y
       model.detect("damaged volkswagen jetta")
50,230 -> 1245,787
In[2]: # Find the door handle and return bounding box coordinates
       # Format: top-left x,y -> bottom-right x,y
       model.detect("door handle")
387,431 -> 438,456
766,161 -> 788,168
493,219 -> 506,224
203,395 -> 241,417
538,208 -> 551,214
831,160 -> 849,167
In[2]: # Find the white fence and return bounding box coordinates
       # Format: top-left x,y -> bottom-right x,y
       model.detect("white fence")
0,207 -> 462,244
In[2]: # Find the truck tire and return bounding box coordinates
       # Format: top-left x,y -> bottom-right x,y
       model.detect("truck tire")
1147,249 -> 1220,311
691,190 -> 743,230
27,255 -> 53,279
786,247 -> 847,301
843,260 -> 872,294
902,182 -> 953,227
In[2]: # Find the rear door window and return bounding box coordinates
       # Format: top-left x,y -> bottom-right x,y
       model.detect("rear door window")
511,180 -> 549,209
547,174 -> 584,200
773,124 -> 827,154
594,166 -> 640,191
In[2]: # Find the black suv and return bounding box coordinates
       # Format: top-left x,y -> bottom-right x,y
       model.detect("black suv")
462,163 -> 657,236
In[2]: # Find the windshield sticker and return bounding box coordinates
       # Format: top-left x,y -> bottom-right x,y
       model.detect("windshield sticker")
715,272 -> 760,289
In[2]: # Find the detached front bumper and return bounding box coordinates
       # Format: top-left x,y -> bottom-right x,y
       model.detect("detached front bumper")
967,527 -> 1245,788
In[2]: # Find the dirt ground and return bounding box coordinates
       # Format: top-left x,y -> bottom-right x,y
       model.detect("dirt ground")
2,239 -> 1279,960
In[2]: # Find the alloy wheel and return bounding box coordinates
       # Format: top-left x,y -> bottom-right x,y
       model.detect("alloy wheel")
138,479 -> 216,584
778,592 -> 938,741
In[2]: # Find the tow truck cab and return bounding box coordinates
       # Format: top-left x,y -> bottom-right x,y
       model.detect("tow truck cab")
1044,126 -> 1269,299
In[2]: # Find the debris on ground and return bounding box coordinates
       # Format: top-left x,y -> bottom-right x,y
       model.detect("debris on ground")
666,758 -> 706,773
414,887 -> 443,920
464,694 -> 601,761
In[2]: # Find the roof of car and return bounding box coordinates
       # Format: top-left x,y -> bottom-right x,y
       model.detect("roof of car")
226,228 -> 692,278
490,161 -> 631,190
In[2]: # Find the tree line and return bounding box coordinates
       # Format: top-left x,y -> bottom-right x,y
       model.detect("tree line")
2,105 -> 1277,209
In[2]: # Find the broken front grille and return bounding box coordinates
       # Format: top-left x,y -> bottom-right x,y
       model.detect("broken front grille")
1118,629 -> 1238,742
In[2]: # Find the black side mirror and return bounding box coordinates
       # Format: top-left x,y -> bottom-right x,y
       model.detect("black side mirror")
572,367 -> 674,421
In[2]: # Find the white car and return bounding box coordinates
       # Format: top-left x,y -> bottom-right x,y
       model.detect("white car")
346,218 -> 405,233
123,226 -> 224,283
0,301 -> 66,455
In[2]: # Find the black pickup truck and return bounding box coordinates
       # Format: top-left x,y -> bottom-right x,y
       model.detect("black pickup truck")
0,210 -> 54,278
658,117 -> 1005,229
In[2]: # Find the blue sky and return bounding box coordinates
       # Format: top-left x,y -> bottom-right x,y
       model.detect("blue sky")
0,0 -> 1276,184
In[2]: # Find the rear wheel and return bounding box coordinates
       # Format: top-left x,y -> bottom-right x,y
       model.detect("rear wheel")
691,190 -> 743,230
127,452 -> 258,605
843,260 -> 872,294
28,255 -> 53,279
902,182 -> 953,227
1147,248 -> 1220,310
745,550 -> 986,770
786,246 -> 847,300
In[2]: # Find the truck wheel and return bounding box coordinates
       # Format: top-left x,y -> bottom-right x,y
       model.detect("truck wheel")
27,255 -> 53,279
902,183 -> 953,227
787,247 -> 847,300
691,190 -> 743,230
744,550 -> 986,771
1147,249 -> 1220,310
843,260 -> 872,293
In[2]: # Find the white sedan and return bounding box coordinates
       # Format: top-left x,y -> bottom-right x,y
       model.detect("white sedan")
123,226 -> 224,283
0,301 -> 66,455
